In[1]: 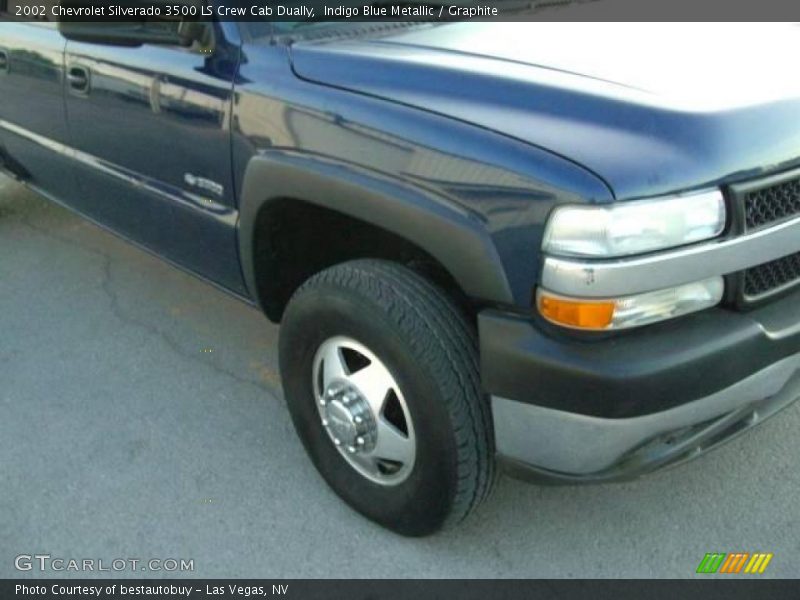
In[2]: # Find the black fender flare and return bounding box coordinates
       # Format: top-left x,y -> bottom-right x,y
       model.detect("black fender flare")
237,152 -> 514,312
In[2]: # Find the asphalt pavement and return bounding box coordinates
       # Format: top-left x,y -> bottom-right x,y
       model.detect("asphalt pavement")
1,174 -> 798,578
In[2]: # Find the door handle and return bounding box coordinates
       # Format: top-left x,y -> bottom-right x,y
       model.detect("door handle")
0,50 -> 9,72
67,65 -> 90,93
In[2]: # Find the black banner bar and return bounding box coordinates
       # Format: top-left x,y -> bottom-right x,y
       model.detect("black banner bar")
3,580 -> 800,600
2,0 -> 800,22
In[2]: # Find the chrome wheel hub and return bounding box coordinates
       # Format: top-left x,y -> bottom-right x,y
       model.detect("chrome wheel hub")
320,383 -> 377,454
313,337 -> 416,486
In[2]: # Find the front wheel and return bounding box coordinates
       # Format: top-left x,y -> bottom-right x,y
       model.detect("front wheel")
279,259 -> 495,536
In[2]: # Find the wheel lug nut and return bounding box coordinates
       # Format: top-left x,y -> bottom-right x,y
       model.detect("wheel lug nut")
347,446 -> 356,454
356,437 -> 365,446
319,398 -> 327,406
322,419 -> 329,427
333,438 -> 341,446
354,416 -> 363,424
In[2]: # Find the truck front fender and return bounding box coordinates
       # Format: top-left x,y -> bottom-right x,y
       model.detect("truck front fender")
237,151 -> 514,314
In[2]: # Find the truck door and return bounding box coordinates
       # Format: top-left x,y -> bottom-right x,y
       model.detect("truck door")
62,21 -> 246,294
0,22 -> 79,202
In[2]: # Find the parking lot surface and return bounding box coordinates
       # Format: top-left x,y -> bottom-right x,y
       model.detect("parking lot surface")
2,175 -> 798,578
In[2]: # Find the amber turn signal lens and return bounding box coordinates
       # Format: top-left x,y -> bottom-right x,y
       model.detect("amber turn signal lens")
538,294 -> 615,330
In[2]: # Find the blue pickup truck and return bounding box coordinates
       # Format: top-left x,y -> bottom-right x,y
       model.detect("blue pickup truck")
1,17 -> 800,536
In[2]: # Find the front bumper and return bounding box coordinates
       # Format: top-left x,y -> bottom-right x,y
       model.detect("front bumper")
480,288 -> 800,481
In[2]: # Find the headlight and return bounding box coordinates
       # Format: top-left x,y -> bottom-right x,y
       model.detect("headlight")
542,190 -> 726,258
537,277 -> 725,331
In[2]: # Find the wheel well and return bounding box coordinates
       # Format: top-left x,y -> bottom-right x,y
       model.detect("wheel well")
250,198 -> 472,322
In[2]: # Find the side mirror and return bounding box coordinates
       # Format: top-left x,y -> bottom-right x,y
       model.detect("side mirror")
57,1 -> 210,48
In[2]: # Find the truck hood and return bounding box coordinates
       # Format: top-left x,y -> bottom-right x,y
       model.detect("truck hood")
290,22 -> 800,200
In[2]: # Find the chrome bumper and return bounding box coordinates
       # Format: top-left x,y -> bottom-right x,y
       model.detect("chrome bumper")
493,352 -> 800,481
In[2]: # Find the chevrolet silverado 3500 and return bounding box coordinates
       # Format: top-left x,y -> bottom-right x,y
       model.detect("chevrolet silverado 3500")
1,17 -> 799,535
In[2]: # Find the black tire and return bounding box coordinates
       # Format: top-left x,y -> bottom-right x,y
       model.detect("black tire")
279,259 -> 495,536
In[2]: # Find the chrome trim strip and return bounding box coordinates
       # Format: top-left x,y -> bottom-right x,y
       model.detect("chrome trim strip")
541,215 -> 800,297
